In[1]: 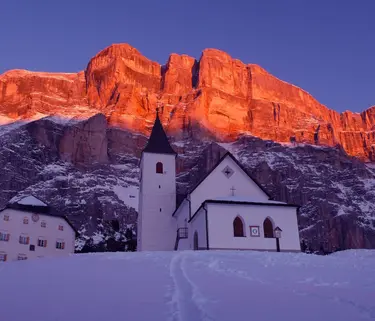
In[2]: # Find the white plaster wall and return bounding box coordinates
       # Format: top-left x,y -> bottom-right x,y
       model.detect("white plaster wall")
174,200 -> 190,251
137,152 -> 176,251
189,208 -> 208,250
190,156 -> 269,215
177,238 -> 190,250
175,200 -> 189,229
0,209 -> 75,262
207,203 -> 300,251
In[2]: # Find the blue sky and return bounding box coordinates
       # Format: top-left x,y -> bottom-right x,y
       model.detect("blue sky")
1,0 -> 374,112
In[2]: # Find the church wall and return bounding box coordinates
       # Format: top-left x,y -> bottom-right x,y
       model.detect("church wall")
175,200 -> 189,229
190,156 -> 269,215
138,152 -> 176,251
206,203 -> 300,251
189,207 -> 208,250
0,209 -> 75,262
174,200 -> 190,250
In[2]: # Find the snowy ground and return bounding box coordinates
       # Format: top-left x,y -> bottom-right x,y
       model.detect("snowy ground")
0,250 -> 374,321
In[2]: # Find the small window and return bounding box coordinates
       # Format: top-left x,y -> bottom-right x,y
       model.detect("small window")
19,235 -> 29,245
159,185 -> 161,189
58,225 -> 64,231
0,252 -> 7,262
17,254 -> 27,261
41,221 -> 47,228
159,208 -> 162,212
3,215 -> 9,222
29,245 -> 35,251
23,217 -> 29,224
0,232 -> 10,242
56,241 -> 65,250
38,239 -> 47,248
156,162 -> 163,174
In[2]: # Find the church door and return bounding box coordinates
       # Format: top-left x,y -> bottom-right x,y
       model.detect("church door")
193,231 -> 199,250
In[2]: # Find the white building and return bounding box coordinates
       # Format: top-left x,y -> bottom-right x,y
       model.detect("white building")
0,196 -> 77,262
137,111 -> 301,252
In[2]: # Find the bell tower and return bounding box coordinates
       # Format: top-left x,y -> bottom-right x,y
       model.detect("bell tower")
137,108 -> 176,251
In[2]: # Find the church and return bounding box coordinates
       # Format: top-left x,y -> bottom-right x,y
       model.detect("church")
137,111 -> 301,252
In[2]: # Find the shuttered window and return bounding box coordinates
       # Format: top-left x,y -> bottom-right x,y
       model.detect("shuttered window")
56,241 -> 65,250
19,235 -> 30,245
0,232 -> 10,242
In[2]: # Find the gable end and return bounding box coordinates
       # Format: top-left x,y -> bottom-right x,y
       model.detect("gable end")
188,152 -> 272,199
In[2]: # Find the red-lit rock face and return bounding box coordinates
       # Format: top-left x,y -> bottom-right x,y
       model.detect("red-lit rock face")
1,43 -> 374,160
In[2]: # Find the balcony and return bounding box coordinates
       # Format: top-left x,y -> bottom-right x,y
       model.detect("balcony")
177,227 -> 188,239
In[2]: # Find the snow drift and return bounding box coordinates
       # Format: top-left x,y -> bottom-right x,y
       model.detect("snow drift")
0,250 -> 374,321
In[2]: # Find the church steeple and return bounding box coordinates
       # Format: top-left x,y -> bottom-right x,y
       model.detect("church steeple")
143,108 -> 176,155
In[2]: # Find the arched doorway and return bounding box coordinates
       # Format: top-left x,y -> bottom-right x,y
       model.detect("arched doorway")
193,231 -> 199,250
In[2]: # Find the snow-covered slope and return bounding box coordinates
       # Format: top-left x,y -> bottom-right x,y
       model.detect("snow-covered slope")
0,250 -> 374,321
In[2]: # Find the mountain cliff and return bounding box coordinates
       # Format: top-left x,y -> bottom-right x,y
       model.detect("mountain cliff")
0,43 -> 374,251
1,43 -> 375,160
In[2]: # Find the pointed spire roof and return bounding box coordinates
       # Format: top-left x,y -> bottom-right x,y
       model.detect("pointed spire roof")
143,109 -> 176,155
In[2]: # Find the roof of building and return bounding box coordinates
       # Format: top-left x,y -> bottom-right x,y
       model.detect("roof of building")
210,196 -> 286,204
173,151 -> 299,217
142,110 -> 176,155
188,199 -> 300,223
3,196 -> 79,236
188,151 -> 272,199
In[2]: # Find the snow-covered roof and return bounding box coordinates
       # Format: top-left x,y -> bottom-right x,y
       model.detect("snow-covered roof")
13,195 -> 48,207
211,196 -> 287,204
4,195 -> 79,235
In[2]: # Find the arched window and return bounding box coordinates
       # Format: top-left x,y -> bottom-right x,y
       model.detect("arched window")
156,162 -> 163,174
193,231 -> 199,250
263,218 -> 274,238
233,216 -> 245,237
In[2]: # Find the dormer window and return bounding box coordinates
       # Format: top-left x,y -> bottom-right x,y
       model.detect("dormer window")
58,225 -> 64,231
41,221 -> 47,228
3,215 -> 9,221
156,162 -> 163,174
23,217 -> 29,224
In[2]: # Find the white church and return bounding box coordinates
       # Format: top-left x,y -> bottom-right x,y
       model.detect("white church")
137,111 -> 301,252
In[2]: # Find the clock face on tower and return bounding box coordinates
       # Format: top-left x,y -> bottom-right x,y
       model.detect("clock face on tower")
32,213 -> 40,222
250,226 -> 260,237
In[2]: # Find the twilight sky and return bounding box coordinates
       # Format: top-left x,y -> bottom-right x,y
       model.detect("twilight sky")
1,0 -> 374,112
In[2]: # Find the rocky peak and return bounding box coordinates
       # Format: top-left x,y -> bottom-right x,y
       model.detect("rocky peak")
1,43 -> 375,161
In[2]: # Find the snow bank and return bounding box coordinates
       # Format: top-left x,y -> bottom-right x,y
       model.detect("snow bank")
0,250 -> 374,321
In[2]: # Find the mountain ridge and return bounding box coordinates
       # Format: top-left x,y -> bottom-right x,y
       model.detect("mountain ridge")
1,43 -> 375,160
